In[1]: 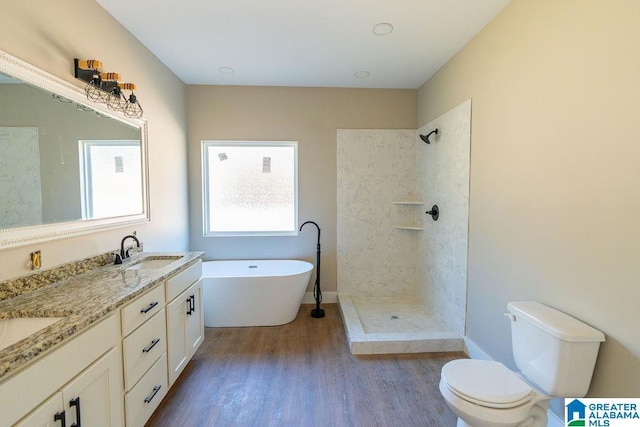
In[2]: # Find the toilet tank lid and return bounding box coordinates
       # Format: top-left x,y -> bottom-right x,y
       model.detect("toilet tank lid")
508,302 -> 605,343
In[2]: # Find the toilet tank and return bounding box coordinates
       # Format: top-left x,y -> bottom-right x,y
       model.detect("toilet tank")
507,302 -> 605,397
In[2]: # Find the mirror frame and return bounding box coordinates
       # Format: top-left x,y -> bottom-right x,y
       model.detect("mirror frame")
0,49 -> 150,250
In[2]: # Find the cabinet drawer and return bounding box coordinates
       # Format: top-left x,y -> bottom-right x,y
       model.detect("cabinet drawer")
166,260 -> 201,302
123,309 -> 167,391
121,285 -> 165,336
125,353 -> 168,427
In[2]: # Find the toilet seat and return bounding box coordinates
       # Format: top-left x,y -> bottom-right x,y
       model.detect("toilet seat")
441,360 -> 533,409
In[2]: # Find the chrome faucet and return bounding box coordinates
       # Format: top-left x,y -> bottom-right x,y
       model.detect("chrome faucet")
120,234 -> 140,261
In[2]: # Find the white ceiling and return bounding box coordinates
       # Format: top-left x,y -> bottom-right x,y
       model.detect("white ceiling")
96,0 -> 510,89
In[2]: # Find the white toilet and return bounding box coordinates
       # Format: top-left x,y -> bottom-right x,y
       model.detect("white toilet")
439,302 -> 605,427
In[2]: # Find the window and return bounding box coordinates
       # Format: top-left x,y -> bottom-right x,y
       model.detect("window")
79,140 -> 143,220
202,141 -> 298,236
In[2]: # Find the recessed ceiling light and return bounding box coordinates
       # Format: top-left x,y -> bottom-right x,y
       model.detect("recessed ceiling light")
218,67 -> 235,74
354,71 -> 370,79
372,22 -> 393,36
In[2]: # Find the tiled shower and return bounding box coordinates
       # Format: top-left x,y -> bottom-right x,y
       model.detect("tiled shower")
337,100 -> 471,354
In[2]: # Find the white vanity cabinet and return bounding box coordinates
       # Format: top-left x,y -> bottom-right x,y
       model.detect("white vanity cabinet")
17,347 -> 122,427
0,314 -> 124,427
0,257 -> 204,427
13,393 -> 61,427
120,284 -> 168,426
121,260 -> 204,423
166,261 -> 203,386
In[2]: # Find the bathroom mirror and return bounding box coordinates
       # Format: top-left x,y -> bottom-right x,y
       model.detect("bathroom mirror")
0,49 -> 149,250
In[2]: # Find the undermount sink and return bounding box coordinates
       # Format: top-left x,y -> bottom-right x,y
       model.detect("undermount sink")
0,317 -> 63,351
126,256 -> 183,271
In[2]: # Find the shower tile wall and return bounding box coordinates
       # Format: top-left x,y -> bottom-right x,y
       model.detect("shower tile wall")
0,127 -> 42,228
416,100 -> 471,336
337,129 -> 417,297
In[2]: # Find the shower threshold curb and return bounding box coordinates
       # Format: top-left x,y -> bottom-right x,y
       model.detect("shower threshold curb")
338,295 -> 464,355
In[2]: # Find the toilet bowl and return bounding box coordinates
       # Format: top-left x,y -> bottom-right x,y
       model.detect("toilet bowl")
439,359 -> 549,427
438,302 -> 605,427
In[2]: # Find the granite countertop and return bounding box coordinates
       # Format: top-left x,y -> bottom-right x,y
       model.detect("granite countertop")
0,251 -> 203,380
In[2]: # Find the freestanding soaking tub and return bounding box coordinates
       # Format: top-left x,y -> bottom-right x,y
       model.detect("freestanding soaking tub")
202,260 -> 313,327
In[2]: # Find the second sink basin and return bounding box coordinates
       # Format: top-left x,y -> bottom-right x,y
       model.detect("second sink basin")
126,256 -> 183,271
0,317 -> 64,351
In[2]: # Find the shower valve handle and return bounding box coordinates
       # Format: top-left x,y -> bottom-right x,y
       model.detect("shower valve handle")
425,205 -> 439,221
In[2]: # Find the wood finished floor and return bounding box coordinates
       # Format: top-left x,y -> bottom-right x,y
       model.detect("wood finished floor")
146,304 -> 464,427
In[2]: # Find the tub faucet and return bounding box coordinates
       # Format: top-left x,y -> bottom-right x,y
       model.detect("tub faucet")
120,234 -> 140,261
300,221 -> 320,250
300,221 -> 324,318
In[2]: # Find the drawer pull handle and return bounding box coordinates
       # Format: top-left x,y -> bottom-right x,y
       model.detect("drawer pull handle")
186,294 -> 196,316
186,297 -> 193,315
69,397 -> 81,427
142,338 -> 160,353
54,411 -> 66,427
140,301 -> 159,314
144,385 -> 161,403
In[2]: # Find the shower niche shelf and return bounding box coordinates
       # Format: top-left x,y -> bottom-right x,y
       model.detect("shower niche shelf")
393,200 -> 425,230
392,201 -> 425,205
392,225 -> 424,231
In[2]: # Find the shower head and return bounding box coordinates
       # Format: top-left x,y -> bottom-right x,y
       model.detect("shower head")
419,129 -> 438,144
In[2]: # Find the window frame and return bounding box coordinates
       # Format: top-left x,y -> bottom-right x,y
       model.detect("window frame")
78,139 -> 143,220
201,140 -> 299,237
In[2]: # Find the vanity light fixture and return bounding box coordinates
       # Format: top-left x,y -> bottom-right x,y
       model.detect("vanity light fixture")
52,93 -> 73,103
74,58 -> 143,118
122,88 -> 143,119
51,92 -> 121,119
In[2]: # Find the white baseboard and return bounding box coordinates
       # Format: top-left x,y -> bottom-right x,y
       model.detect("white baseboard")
463,336 -> 494,360
547,412 -> 563,427
463,337 -> 563,427
302,291 -> 337,304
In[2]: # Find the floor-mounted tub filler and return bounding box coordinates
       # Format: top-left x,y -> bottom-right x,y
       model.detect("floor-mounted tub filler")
299,220 -> 324,318
202,260 -> 313,327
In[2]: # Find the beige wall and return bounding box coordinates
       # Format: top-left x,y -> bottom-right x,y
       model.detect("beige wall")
0,0 -> 189,281
187,86 -> 416,292
418,0 -> 639,401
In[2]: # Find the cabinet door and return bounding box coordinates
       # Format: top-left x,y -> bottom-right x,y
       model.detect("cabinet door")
61,347 -> 124,427
15,393 -> 63,427
186,279 -> 204,359
167,279 -> 204,386
166,290 -> 189,386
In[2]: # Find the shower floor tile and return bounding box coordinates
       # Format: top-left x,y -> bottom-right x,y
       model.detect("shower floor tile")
353,296 -> 451,334
339,295 -> 463,355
